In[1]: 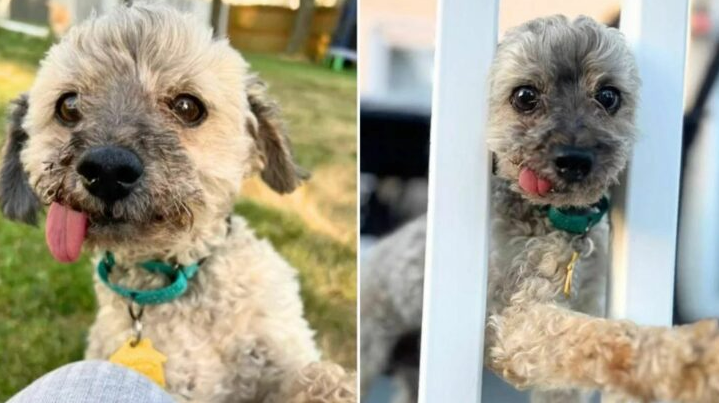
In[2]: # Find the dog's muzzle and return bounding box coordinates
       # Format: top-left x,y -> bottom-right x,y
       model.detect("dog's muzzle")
77,145 -> 144,203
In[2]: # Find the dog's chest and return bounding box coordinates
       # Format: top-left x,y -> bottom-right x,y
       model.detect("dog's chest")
488,211 -> 609,316
86,251 -> 317,400
89,301 -> 269,402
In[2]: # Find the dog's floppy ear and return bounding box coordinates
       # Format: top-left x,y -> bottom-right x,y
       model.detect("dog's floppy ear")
245,76 -> 308,194
1,94 -> 41,224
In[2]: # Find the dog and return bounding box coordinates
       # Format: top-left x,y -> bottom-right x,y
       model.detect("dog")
0,3 -> 355,402
361,15 -> 719,403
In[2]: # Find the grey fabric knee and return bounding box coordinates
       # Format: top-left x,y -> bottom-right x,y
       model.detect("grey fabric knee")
8,360 -> 175,403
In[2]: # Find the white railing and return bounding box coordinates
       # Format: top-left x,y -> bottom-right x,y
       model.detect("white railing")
418,0 -> 690,402
609,0 -> 689,325
677,49 -> 719,323
418,0 -> 498,401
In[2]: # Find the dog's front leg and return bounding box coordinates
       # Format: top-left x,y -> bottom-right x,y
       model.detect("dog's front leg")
487,302 -> 719,403
275,361 -> 356,403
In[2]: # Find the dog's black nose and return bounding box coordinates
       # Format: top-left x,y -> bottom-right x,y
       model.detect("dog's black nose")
77,146 -> 143,203
554,147 -> 594,183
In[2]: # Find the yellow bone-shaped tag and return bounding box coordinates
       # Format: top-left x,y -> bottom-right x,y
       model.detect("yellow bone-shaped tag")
563,251 -> 580,298
109,338 -> 167,387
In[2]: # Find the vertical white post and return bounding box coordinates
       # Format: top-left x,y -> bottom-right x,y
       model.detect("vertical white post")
365,26 -> 391,100
609,0 -> 690,326
418,0 -> 498,402
676,82 -> 719,322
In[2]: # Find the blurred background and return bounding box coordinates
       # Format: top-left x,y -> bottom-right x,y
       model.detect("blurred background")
360,0 -> 719,401
0,0 -> 356,399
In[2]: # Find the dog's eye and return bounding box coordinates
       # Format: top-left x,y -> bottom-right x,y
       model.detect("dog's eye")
511,86 -> 539,113
55,93 -> 82,126
595,87 -> 621,113
170,94 -> 207,126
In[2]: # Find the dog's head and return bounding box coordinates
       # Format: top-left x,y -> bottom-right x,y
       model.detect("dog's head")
487,15 -> 639,207
0,3 -> 305,261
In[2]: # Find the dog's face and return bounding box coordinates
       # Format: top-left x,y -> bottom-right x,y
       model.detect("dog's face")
487,16 -> 639,207
0,4 -> 304,260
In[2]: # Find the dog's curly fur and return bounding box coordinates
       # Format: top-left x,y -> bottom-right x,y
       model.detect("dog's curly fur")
0,3 -> 355,402
361,15 -> 719,403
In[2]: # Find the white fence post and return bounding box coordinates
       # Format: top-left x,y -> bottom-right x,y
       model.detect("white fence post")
609,0 -> 689,326
677,68 -> 719,322
418,0 -> 499,402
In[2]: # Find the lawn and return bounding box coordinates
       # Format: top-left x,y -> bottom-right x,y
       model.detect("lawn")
0,28 -> 356,400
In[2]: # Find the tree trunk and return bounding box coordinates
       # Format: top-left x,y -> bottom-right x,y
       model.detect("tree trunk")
210,0 -> 223,38
285,0 -> 315,56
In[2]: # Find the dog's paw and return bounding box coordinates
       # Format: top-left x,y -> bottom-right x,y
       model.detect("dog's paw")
282,362 -> 356,403
649,319 -> 719,403
691,320 -> 719,403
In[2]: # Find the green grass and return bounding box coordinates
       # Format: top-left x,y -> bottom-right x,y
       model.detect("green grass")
243,53 -> 357,170
0,29 -> 50,127
0,29 -> 53,67
0,215 -> 94,397
0,28 -> 356,400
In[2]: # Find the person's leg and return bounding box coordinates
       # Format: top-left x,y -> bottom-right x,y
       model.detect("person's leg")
9,360 -> 175,403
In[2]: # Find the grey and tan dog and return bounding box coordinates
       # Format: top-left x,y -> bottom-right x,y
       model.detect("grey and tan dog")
1,3 -> 354,402
362,15 -> 719,403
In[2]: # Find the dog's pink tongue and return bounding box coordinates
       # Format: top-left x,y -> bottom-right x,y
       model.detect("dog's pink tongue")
518,167 -> 552,196
45,202 -> 88,263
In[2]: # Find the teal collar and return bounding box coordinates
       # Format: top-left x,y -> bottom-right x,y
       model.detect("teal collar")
97,251 -> 202,305
547,196 -> 610,234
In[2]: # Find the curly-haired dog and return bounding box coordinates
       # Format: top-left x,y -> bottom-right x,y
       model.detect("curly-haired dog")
362,15 -> 719,403
0,3 -> 355,402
